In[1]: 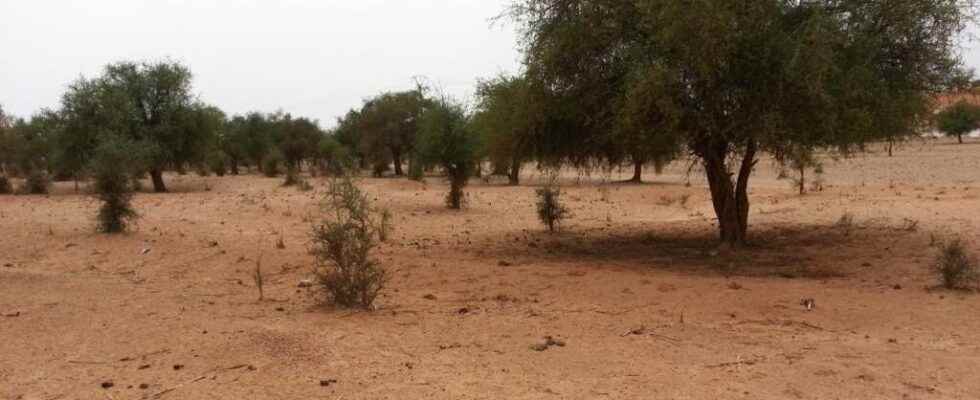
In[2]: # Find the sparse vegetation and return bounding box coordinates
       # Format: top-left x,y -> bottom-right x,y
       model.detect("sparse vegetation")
417,96 -> 481,210
90,137 -> 141,233
535,176 -> 570,233
18,169 -> 50,195
934,238 -> 978,290
310,175 -> 387,309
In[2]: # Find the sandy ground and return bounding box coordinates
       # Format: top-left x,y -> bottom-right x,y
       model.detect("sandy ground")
2,138 -> 979,400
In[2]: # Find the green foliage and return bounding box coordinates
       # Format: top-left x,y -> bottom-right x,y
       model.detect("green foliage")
936,100 -> 980,143
274,113 -> 323,170
934,238 -> 978,290
511,0 -> 971,245
311,175 -> 388,309
90,136 -> 141,233
776,146 -> 824,195
56,60 -> 209,192
317,136 -> 350,175
225,112 -> 273,173
357,90 -> 429,176
262,150 -> 284,177
473,75 -> 533,185
207,151 -> 228,177
417,97 -> 481,209
535,176 -> 570,233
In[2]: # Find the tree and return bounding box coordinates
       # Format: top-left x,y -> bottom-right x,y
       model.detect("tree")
358,90 -> 428,176
511,0 -> 971,246
473,75 -> 534,185
936,99 -> 980,144
417,97 -> 482,209
225,112 -> 274,173
59,60 -> 200,192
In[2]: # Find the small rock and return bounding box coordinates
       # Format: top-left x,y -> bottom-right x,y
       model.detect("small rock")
457,307 -> 470,315
173,364 -> 184,370
319,379 -> 338,387
139,383 -> 150,390
275,307 -> 285,312
138,364 -> 151,370
893,284 -> 902,290
101,381 -> 114,389
298,279 -> 314,288
422,294 -> 437,300
498,260 -> 512,267
3,311 -> 20,317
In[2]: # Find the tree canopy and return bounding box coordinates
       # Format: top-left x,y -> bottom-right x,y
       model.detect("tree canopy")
510,0 -> 973,246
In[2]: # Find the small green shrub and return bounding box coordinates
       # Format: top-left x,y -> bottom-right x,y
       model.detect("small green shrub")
208,152 -> 228,177
262,152 -> 283,177
311,175 -> 388,309
934,238 -> 978,290
536,178 -> 570,233
90,138 -> 141,233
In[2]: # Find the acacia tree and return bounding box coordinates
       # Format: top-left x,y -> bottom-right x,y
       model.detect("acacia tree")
473,75 -> 535,185
59,60 -> 201,192
417,97 -> 482,209
512,0 -> 971,246
936,99 -> 980,143
358,90 -> 428,176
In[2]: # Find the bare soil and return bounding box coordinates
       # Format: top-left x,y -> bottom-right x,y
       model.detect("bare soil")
2,138 -> 979,399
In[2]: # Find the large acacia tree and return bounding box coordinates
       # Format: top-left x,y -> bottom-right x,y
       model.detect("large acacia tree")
512,0 -> 972,246
60,60 -> 205,192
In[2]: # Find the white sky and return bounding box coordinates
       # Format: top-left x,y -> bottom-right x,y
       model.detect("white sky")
0,0 -> 521,127
2,1 -> 979,128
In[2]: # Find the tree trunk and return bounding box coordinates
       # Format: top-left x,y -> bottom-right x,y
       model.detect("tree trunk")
392,151 -> 404,176
887,140 -> 894,157
508,157 -> 522,186
798,167 -> 805,195
703,140 -> 756,247
959,134 -> 964,144
230,158 -> 240,175
150,169 -> 167,193
629,160 -> 643,183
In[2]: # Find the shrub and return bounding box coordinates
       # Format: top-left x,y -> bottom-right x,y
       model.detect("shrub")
207,151 -> 228,177
90,138 -> 140,233
262,151 -> 283,177
536,177 -> 570,233
0,175 -> 11,194
310,175 -> 388,309
18,169 -> 50,195
934,238 -> 978,290
378,208 -> 394,242
283,167 -> 299,186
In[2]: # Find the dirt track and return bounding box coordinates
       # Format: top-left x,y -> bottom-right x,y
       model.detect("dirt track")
2,139 -> 979,399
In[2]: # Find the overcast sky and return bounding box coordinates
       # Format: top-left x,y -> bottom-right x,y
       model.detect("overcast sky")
0,0 -> 521,127
2,0 -> 979,128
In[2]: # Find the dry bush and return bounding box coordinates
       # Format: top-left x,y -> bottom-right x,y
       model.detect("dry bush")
310,175 -> 388,309
934,238 -> 978,290
536,177 -> 570,233
377,208 -> 394,242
